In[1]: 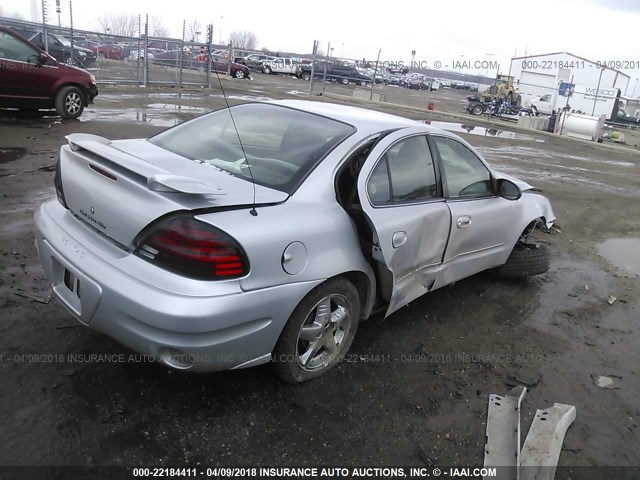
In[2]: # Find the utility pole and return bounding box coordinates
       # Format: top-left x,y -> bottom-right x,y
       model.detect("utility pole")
41,0 -> 48,53
370,48 -> 381,101
309,40 -> 318,95
321,42 -> 330,96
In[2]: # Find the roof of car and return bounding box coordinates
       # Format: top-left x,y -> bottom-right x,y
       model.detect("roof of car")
269,99 -> 426,133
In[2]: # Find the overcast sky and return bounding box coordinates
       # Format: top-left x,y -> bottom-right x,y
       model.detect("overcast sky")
4,0 -> 640,83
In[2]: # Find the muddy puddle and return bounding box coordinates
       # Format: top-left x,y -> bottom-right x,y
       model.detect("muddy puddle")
0,147 -> 27,164
598,238 -> 640,276
424,120 -> 546,142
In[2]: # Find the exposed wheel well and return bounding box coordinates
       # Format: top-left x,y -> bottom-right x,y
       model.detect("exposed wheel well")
521,216 -> 547,237
333,271 -> 371,320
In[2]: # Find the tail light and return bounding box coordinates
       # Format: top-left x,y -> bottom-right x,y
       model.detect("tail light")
135,217 -> 249,280
54,159 -> 68,208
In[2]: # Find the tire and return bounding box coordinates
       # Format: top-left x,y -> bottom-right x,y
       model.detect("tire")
234,69 -> 245,79
359,80 -> 367,87
506,92 -> 513,105
340,77 -> 349,85
493,243 -> 550,279
471,104 -> 484,115
263,65 -> 272,74
273,277 -> 361,383
98,52 -> 106,59
55,86 -> 85,119
514,94 -> 522,107
302,72 -> 311,81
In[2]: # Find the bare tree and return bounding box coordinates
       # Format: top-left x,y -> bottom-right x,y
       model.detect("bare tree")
187,18 -> 202,42
150,15 -> 169,38
229,30 -> 257,50
96,14 -> 138,37
97,15 -> 112,34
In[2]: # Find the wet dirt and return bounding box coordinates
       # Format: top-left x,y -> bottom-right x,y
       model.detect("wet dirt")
0,147 -> 27,164
0,82 -> 639,469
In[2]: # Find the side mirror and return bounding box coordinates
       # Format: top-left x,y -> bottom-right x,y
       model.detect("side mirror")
38,52 -> 49,65
496,178 -> 522,201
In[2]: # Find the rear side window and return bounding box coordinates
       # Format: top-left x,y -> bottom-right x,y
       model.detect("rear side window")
149,103 -> 355,194
0,31 -> 39,62
367,135 -> 439,205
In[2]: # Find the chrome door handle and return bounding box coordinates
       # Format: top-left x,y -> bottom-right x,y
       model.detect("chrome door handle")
457,216 -> 472,228
392,231 -> 407,248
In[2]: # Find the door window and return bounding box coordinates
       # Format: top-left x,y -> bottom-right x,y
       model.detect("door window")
367,135 -> 439,205
433,136 -> 493,198
540,94 -> 552,102
0,31 -> 39,62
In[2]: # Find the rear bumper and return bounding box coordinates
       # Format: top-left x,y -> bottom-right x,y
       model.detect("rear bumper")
34,200 -> 321,372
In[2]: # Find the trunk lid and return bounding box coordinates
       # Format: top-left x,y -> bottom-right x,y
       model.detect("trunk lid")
59,133 -> 287,248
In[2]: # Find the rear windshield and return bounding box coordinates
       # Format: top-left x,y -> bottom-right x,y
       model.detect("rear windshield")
149,103 -> 355,193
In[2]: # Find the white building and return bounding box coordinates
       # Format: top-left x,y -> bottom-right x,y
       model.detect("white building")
508,52 -> 631,106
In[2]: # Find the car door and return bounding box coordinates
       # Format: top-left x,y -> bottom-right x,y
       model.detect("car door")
430,135 -> 518,289
356,128 -> 451,316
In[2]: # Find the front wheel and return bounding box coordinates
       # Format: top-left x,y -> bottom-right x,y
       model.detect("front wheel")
340,77 -> 349,85
234,69 -> 245,79
273,277 -> 361,383
493,243 -> 550,278
262,66 -> 272,74
302,72 -> 311,81
55,86 -> 85,119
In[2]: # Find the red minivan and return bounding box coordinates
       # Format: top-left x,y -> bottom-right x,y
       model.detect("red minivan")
0,26 -> 98,119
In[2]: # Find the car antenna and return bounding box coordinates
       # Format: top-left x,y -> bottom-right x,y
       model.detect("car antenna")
208,41 -> 258,217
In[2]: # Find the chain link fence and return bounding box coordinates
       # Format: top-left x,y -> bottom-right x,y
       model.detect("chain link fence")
0,16 -> 249,88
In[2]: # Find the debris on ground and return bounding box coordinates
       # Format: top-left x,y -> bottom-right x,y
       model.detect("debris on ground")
607,295 -> 618,305
14,291 -> 52,304
591,375 -> 621,389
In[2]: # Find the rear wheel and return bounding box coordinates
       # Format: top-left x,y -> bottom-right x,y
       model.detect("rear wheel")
493,243 -> 550,278
340,77 -> 349,85
263,65 -> 272,74
302,72 -> 311,81
273,278 -> 361,383
55,86 -> 84,119
98,52 -> 106,59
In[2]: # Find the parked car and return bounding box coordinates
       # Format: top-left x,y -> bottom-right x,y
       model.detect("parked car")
240,53 -> 276,70
5,25 -> 96,67
211,54 -> 251,79
34,100 -> 555,382
261,57 -> 299,75
296,62 -> 372,86
0,26 -> 98,118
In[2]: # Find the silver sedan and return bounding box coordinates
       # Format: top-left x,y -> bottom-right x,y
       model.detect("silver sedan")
34,100 -> 555,382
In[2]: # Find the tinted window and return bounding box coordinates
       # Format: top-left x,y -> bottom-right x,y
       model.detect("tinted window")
150,103 -> 355,193
433,136 -> 492,198
0,31 -> 38,62
367,136 -> 438,205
